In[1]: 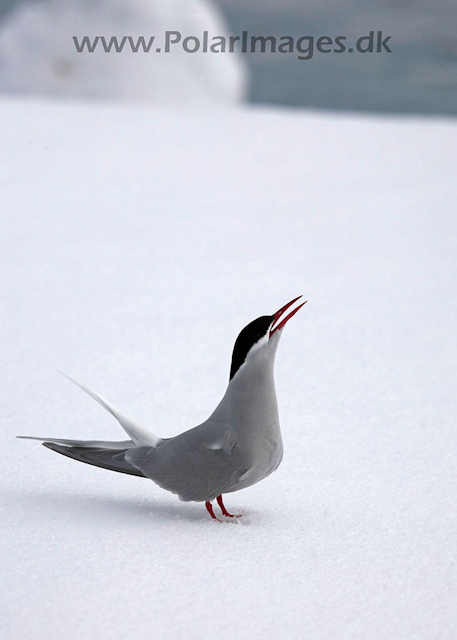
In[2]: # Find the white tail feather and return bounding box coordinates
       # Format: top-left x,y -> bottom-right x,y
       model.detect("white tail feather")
16,436 -> 136,449
57,371 -> 161,447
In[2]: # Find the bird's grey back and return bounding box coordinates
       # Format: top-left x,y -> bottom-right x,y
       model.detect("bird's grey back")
125,422 -> 251,502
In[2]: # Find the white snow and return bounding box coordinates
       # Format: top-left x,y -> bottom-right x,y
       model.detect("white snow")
0,0 -> 246,104
1,97 -> 457,639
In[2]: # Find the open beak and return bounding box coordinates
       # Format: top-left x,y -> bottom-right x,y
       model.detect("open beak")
269,295 -> 307,337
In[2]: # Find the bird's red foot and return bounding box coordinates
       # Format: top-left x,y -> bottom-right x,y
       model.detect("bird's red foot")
217,495 -> 242,518
205,497 -> 242,521
205,501 -> 222,521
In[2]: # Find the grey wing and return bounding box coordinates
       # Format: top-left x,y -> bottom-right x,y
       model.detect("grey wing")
43,442 -> 147,477
125,425 -> 249,502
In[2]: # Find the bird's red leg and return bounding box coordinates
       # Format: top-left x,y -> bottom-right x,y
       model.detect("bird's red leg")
217,495 -> 242,518
205,501 -> 221,521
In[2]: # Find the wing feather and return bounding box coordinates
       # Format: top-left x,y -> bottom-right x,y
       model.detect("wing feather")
42,442 -> 147,478
126,424 -> 248,502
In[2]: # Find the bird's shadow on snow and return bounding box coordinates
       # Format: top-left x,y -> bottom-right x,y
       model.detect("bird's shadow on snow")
6,488 -> 254,527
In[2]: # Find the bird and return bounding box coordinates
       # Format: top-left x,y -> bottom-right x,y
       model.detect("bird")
18,296 -> 306,521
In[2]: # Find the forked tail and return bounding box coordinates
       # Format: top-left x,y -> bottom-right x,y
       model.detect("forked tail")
17,372 -> 161,476
56,372 -> 161,447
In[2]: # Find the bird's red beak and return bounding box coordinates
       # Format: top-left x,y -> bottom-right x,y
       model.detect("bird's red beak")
269,295 -> 307,337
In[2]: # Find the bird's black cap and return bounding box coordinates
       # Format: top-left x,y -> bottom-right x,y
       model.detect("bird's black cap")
229,315 -> 273,380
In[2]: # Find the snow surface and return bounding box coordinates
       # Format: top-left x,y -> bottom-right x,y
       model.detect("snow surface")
1,97 -> 457,639
0,0 -> 246,104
